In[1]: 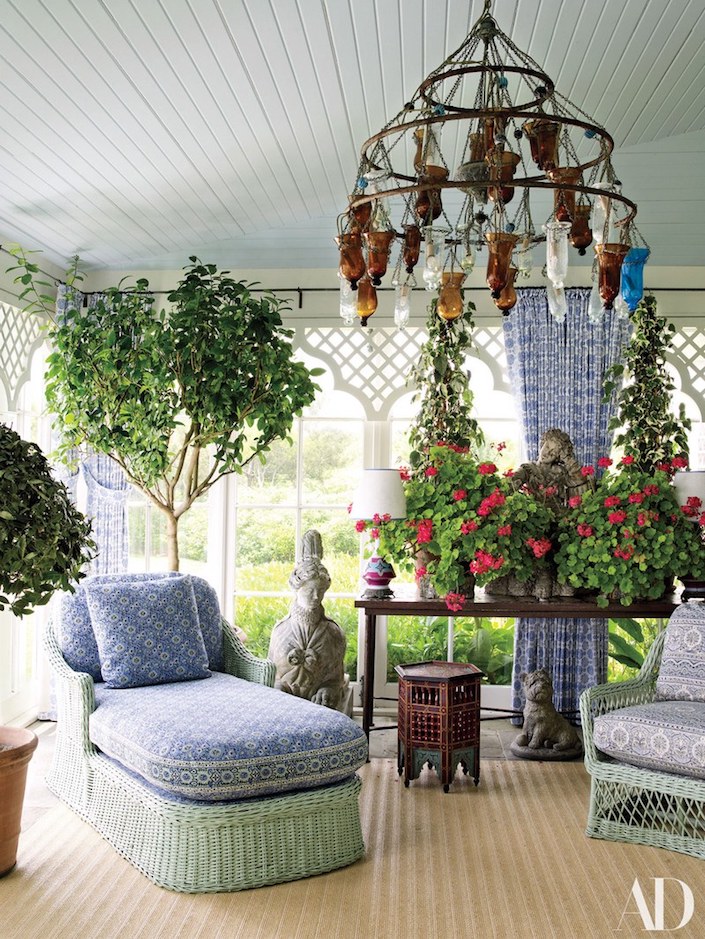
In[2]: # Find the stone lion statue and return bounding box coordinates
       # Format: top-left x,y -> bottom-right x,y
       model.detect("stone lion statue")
267,530 -> 352,714
513,669 -> 582,753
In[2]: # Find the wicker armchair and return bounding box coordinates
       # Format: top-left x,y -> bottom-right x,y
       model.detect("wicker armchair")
45,573 -> 367,892
580,607 -> 705,859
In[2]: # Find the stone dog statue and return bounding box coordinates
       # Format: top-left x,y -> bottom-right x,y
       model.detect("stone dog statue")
268,530 -> 352,714
510,427 -> 590,508
512,669 -> 582,756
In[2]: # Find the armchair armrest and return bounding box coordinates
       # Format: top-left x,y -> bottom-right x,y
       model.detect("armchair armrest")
222,618 -> 276,686
580,629 -> 667,765
43,619 -> 97,754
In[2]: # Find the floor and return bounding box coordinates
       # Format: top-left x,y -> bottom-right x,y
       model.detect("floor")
20,712 -> 526,834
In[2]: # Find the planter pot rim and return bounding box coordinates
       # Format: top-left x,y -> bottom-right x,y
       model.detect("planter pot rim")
0,726 -> 38,767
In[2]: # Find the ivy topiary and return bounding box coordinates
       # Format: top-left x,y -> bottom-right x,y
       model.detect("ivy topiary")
407,297 -> 485,468
0,424 -> 94,617
604,294 -> 690,472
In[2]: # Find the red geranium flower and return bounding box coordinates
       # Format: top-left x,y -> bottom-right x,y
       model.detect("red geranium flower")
672,455 -> 689,469
453,489 -> 467,501
628,492 -> 645,504
478,462 -> 497,475
526,536 -> 552,558
577,524 -> 593,537
568,495 -> 582,508
603,495 -> 621,507
608,510 -> 627,525
643,484 -> 659,496
355,520 -> 367,532
444,592 -> 465,612
461,519 -> 478,535
597,456 -> 613,469
497,524 -> 512,537
425,466 -> 438,477
581,465 -> 595,477
620,455 -> 635,465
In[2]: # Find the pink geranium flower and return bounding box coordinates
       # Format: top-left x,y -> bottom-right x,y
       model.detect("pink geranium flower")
577,524 -> 593,537
355,520 -> 367,532
568,495 -> 582,508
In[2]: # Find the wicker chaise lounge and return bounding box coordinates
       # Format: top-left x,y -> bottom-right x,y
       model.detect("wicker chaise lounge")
45,572 -> 368,892
581,602 -> 705,859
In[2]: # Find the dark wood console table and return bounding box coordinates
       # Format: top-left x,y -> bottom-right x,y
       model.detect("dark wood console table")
354,591 -> 681,739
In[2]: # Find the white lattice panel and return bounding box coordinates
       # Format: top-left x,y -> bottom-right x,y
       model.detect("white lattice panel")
671,328 -> 705,417
0,302 -> 44,410
298,325 -> 510,420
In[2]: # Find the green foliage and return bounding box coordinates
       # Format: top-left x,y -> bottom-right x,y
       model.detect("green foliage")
387,615 -> 515,685
608,617 -> 664,678
407,297 -> 484,466
554,456 -> 705,606
9,253 -> 322,569
604,295 -> 690,472
0,424 -> 95,617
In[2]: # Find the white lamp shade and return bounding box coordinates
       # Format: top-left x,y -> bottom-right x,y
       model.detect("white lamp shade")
350,468 -> 407,520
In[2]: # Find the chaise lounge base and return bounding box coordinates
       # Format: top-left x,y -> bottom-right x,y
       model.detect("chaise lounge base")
45,575 -> 366,892
47,741 -> 364,892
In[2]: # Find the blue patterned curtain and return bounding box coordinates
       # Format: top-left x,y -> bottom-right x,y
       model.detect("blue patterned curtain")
503,287 -> 631,720
55,284 -> 131,576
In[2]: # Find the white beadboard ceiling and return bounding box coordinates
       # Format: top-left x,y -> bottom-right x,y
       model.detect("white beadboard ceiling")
0,0 -> 703,273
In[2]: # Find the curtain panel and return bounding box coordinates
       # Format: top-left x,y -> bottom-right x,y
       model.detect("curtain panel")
503,287 -> 631,720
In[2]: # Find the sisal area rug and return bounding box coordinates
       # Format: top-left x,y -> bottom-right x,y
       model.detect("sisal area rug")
2,759 -> 704,939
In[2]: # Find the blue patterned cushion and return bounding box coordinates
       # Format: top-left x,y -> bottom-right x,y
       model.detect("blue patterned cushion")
594,701 -> 705,779
90,672 -> 368,800
655,603 -> 705,702
57,572 -> 224,678
86,575 -> 211,688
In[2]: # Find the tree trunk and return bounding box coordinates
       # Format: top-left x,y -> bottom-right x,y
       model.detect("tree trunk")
165,510 -> 180,571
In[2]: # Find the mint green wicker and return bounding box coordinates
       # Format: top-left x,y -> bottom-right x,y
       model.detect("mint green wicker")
580,629 -> 705,859
44,618 -> 365,892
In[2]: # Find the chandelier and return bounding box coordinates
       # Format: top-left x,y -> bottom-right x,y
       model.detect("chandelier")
336,0 -> 649,328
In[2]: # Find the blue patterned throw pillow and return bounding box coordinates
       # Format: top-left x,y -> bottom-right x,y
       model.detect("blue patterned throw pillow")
86,575 -> 211,689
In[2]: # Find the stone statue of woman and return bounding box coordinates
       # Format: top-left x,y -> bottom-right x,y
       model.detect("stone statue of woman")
267,530 -> 352,714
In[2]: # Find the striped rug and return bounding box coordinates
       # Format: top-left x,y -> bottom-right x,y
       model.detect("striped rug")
3,759 -> 704,938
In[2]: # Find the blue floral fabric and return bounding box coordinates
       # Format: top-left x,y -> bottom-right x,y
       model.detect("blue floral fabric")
593,700 -> 705,779
86,575 -> 211,688
90,673 -> 369,800
503,288 -> 630,720
656,603 -> 705,702
57,572 -> 224,679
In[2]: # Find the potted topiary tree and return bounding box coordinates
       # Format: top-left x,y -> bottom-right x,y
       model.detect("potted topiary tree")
0,423 -> 94,876
9,253 -> 322,570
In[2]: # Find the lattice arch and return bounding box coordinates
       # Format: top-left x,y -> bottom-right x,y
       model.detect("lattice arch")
0,301 -> 45,411
295,324 -> 511,421
670,327 -> 705,421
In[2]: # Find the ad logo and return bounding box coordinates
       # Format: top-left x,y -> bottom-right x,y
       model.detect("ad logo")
617,878 -> 694,931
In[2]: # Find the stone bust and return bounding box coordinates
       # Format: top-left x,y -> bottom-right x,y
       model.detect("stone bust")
268,530 -> 351,714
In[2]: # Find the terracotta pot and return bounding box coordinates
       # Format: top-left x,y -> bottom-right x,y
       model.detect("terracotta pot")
0,725 -> 38,877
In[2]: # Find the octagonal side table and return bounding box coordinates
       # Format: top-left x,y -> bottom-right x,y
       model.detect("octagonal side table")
395,660 -> 483,793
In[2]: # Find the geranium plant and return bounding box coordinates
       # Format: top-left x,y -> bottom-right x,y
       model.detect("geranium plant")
554,454 -> 705,607
355,443 -> 556,610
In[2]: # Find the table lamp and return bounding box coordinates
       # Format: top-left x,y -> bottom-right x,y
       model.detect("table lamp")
350,468 -> 407,598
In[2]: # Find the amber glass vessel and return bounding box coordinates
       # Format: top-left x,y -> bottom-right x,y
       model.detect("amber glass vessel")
570,204 -> 593,254
348,197 -> 371,230
548,166 -> 582,221
364,230 -> 396,285
356,278 -> 378,325
415,165 -> 448,223
436,272 -> 466,321
485,232 -> 519,298
523,118 -> 559,170
487,150 -> 521,203
336,232 -> 366,290
493,267 -> 518,313
595,243 -> 631,309
403,224 -> 422,273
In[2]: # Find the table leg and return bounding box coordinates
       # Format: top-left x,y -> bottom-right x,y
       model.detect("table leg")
362,612 -> 377,739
